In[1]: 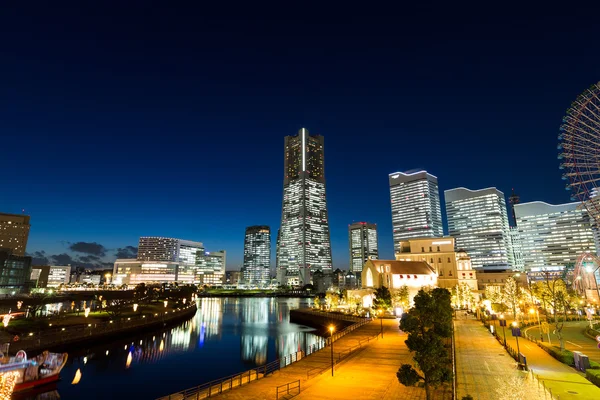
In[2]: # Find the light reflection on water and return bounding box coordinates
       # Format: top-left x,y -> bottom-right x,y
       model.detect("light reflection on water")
40,297 -> 319,400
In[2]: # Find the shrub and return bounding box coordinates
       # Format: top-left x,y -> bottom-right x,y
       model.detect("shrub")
587,368 -> 600,387
589,360 -> 600,370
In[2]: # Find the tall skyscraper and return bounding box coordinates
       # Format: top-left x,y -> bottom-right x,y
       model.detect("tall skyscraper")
514,201 -> 597,269
389,170 -> 443,251
0,213 -> 31,256
242,226 -> 271,286
348,222 -> 378,273
445,187 -> 513,270
277,128 -> 332,286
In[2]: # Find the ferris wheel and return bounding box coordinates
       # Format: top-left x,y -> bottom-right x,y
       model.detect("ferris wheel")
559,81 -> 600,225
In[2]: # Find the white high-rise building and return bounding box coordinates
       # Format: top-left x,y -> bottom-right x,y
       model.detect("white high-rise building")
389,170 -> 443,251
242,226 -> 271,286
445,187 -> 513,270
514,201 -> 597,269
348,222 -> 379,273
510,227 -> 525,271
277,128 -> 332,286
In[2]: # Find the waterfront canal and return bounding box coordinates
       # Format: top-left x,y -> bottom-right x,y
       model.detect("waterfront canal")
23,297 -> 319,400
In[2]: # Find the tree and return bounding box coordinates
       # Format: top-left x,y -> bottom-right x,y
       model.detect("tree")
105,299 -> 127,319
27,293 -> 55,319
392,285 -> 410,312
398,288 -> 453,400
373,286 -> 392,311
451,283 -> 473,310
324,292 -> 339,310
503,277 -> 522,321
540,274 -> 573,351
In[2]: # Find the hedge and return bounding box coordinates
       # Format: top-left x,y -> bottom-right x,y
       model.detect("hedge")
538,342 -> 575,366
587,369 -> 600,387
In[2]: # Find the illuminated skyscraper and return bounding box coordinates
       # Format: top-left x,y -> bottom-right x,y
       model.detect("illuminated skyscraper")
277,128 -> 332,286
242,226 -> 271,286
514,201 -> 596,269
348,222 -> 378,273
389,170 -> 443,251
445,187 -> 513,270
0,213 -> 30,257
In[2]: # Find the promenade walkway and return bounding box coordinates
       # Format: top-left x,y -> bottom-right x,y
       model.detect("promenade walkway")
454,316 -> 542,400
206,319 -> 450,400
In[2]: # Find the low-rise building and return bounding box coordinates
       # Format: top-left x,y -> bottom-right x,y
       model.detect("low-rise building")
395,237 -> 478,291
476,270 -> 528,290
47,266 -> 71,287
347,259 -> 437,311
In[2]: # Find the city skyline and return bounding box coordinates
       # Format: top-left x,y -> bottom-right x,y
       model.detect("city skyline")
2,6 -> 599,271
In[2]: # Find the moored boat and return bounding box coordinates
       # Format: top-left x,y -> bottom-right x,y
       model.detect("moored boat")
0,349 -> 68,395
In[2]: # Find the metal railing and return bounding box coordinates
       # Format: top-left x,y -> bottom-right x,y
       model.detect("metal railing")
158,350 -> 304,400
276,380 -> 300,400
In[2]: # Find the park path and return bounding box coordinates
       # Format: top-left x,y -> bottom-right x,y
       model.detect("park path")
454,316 -> 543,400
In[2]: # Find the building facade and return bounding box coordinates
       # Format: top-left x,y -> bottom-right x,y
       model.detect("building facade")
242,226 -> 271,286
395,237 -> 478,291
445,187 -> 513,270
348,222 -> 378,274
47,266 -> 71,287
514,201 -> 597,269
0,213 -> 30,257
277,128 -> 333,286
389,171 -> 443,252
197,250 -> 226,286
0,250 -> 31,294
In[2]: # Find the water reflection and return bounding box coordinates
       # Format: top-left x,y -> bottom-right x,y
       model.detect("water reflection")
45,297 -> 318,400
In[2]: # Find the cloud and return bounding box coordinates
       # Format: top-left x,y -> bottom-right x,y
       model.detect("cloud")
69,242 -> 107,257
28,251 -> 49,266
115,246 -> 138,259
78,255 -> 101,263
52,253 -> 74,265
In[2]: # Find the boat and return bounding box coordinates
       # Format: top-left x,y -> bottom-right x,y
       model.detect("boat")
0,349 -> 68,395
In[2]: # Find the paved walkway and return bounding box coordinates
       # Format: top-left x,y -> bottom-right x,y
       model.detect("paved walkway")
209,319 -> 450,400
524,321 -> 600,364
500,321 -> 600,400
455,317 -> 543,400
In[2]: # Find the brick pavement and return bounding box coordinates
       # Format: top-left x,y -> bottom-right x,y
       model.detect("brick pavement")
454,316 -> 543,400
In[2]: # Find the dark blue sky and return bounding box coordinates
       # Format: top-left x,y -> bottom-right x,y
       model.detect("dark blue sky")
2,4 -> 600,270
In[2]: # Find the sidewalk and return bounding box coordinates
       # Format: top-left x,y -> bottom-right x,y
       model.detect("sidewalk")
454,317 -> 542,400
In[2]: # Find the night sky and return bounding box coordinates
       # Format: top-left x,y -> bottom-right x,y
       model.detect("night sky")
2,4 -> 600,271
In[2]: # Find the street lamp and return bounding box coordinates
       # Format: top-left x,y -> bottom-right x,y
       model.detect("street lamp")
512,321 -> 521,364
329,325 -> 335,377
378,309 -> 383,338
499,314 -> 507,347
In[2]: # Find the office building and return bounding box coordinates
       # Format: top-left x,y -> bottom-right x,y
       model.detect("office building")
138,237 -> 204,263
242,226 -> 271,286
276,128 -> 333,286
0,249 -> 32,294
47,266 -> 71,287
395,237 -> 478,290
225,271 -> 242,286
0,213 -> 31,257
510,227 -> 525,271
445,187 -> 513,270
389,171 -> 443,251
348,222 -> 378,274
197,250 -> 226,286
514,201 -> 597,269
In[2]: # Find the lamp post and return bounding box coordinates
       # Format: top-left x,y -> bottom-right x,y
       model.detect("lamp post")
378,309 -> 383,339
499,314 -> 507,347
329,325 -> 335,377
512,321 -> 521,362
